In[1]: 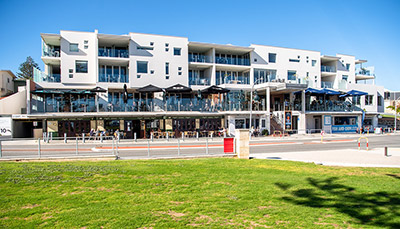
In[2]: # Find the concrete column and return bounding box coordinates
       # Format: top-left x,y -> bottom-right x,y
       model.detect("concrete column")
298,113 -> 306,134
301,91 -> 306,113
266,87 -> 271,114
228,115 -> 235,136
235,129 -> 249,159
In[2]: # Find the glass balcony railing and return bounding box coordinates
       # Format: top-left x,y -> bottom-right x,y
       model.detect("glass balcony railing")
321,65 -> 336,73
189,77 -> 211,86
188,54 -> 212,63
42,46 -> 60,57
321,81 -> 333,88
306,100 -> 360,112
356,68 -> 374,76
98,47 -> 129,58
33,68 -> 61,83
99,74 -> 129,83
217,76 -> 250,85
215,56 -> 250,66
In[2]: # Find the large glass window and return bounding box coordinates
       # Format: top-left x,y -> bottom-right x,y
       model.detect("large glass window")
137,61 -> 148,74
165,62 -> 169,75
353,96 -> 361,105
312,60 -> 317,66
99,65 -> 128,83
378,95 -> 383,106
268,53 -> 276,63
287,70 -> 296,81
75,60 -> 88,73
254,69 -> 277,84
334,117 -> 357,125
70,43 -> 79,52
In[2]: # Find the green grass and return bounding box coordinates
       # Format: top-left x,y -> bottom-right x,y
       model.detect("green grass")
0,158 -> 399,228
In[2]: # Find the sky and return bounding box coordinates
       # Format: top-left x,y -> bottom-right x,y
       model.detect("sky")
0,0 -> 399,90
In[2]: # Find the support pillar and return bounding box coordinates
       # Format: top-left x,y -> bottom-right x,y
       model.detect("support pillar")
235,129 -> 249,159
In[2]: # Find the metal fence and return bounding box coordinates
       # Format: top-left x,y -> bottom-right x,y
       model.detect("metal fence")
0,136 -> 233,160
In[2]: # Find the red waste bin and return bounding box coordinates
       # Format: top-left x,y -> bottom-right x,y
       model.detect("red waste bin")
224,137 -> 235,153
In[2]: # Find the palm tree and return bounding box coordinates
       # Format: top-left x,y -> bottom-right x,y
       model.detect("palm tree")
387,105 -> 400,114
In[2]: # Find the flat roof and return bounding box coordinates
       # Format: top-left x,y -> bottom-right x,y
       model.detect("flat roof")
189,42 -> 253,53
250,44 -> 320,53
41,33 -> 61,46
321,55 -> 340,61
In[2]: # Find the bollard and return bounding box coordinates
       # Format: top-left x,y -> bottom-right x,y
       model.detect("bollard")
223,132 -> 226,138
47,132 -> 50,143
76,137 -> 78,155
178,139 -> 180,156
182,133 -> 184,141
206,138 -> 209,155
166,132 -> 169,142
384,147 -> 388,157
147,140 -> 150,157
38,138 -> 41,158
134,132 -> 137,142
112,137 -> 115,155
196,132 -> 199,141
82,133 -> 85,143
0,141 -> 2,158
64,133 -> 67,143
211,132 -> 213,141
50,132 -> 53,141
151,132 -> 154,142
100,133 -> 103,143
116,140 -> 119,158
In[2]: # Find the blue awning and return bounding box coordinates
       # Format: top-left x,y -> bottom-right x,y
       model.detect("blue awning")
321,88 -> 341,95
339,90 -> 368,97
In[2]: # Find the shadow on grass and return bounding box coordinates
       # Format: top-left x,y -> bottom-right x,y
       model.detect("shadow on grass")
386,174 -> 400,180
275,177 -> 400,228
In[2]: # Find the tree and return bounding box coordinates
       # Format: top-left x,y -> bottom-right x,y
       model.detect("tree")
17,56 -> 40,80
387,105 -> 400,114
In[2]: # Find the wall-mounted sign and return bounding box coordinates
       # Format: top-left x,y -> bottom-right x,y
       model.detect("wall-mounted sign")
285,111 -> 292,130
0,117 -> 12,136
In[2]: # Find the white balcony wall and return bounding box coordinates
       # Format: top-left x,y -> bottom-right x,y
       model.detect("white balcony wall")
336,54 -> 356,87
348,84 -> 384,113
0,90 -> 26,114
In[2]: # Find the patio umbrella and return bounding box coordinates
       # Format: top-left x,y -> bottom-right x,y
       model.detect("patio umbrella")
137,84 -> 163,93
165,84 -> 192,93
339,90 -> 368,97
321,88 -> 341,95
90,86 -> 107,93
201,85 -> 230,94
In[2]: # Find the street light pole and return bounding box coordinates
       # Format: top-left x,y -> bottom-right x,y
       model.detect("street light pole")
250,78 -> 264,138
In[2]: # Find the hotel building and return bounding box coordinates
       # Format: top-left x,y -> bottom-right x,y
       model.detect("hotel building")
9,30 -> 384,138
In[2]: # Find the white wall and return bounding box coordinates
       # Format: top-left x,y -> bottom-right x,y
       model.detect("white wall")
250,44 -> 321,86
60,30 -> 98,85
348,83 -> 384,113
0,71 -> 15,96
129,33 -> 188,88
0,90 -> 26,114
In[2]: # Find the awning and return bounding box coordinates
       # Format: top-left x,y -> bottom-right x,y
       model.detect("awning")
339,90 -> 368,97
165,84 -> 192,93
321,88 -> 341,95
201,85 -> 230,94
31,89 -> 64,94
137,84 -> 163,93
90,86 -> 107,93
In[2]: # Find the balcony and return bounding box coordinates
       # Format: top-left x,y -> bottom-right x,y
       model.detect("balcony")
98,47 -> 129,58
189,77 -> 210,86
33,68 -> 61,83
99,74 -> 128,83
355,68 -> 375,80
321,65 -> 336,73
306,100 -> 360,112
321,81 -> 333,88
215,56 -> 250,66
188,54 -> 212,63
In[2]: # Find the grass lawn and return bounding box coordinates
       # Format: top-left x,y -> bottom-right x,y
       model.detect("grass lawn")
0,158 -> 399,228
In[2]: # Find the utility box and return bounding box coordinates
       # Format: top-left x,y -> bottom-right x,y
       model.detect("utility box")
223,137 -> 235,153
235,129 -> 250,159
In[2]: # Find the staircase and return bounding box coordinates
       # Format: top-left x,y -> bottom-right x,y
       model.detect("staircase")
270,114 -> 284,134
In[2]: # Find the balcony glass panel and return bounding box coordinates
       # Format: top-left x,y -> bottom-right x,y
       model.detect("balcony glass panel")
215,53 -> 250,66
33,68 -> 61,83
321,81 -> 333,88
188,53 -> 212,63
254,69 -> 277,84
42,41 -> 60,57
99,65 -> 128,83
98,47 -> 129,58
321,65 -> 336,72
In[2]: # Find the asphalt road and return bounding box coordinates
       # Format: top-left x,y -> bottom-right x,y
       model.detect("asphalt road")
0,134 -> 399,159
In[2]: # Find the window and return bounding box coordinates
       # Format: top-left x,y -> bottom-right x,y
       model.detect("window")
69,69 -> 73,73
289,59 -> 300,62
84,40 -> 88,44
342,75 -> 348,81
84,45 -> 88,49
365,95 -> 373,105
165,43 -> 169,47
137,61 -> 148,74
165,62 -> 169,75
312,60 -> 316,66
178,72 -> 182,75
287,70 -> 296,81
150,42 -> 154,46
353,96 -> 361,105
165,48 -> 169,52
378,95 -> 383,106
268,53 -> 276,63
346,63 -> 350,71
7,78 -> 10,83
174,48 -> 181,56
75,60 -> 88,73
178,67 -> 182,71
69,43 -> 79,52
69,74 -> 73,78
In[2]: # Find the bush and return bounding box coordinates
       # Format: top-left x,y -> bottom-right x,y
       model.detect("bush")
262,129 -> 269,136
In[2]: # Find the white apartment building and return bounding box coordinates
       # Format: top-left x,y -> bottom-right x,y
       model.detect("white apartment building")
10,29 -> 385,138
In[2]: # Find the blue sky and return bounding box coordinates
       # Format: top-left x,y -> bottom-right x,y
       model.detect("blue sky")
0,0 -> 399,90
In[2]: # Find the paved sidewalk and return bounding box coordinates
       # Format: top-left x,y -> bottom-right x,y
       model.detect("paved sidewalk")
251,147 -> 400,168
